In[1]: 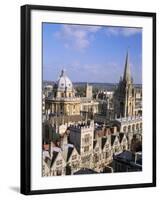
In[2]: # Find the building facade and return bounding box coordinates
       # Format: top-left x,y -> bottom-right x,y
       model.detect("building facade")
114,52 -> 142,118
42,51 -> 142,176
45,70 -> 81,116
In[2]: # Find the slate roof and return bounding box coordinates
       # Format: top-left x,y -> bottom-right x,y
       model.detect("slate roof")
44,157 -> 52,168
74,168 -> 98,175
111,135 -> 117,146
50,151 -> 59,167
67,146 -> 74,162
119,133 -> 125,143
115,150 -> 133,162
101,137 -> 107,149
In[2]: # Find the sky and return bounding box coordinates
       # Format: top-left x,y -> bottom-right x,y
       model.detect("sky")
43,23 -> 142,84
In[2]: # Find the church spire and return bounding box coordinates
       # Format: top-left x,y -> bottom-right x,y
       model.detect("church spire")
123,51 -> 131,83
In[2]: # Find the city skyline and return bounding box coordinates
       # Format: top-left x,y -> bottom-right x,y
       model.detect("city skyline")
43,23 -> 142,84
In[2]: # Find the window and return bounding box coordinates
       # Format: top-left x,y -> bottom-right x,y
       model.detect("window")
136,124 -> 139,130
132,124 -> 135,131
128,125 -> 131,132
81,155 -> 90,163
106,144 -> 109,149
60,104 -> 63,110
83,134 -> 90,143
95,147 -> 99,152
56,160 -> 62,165
106,152 -> 109,158
123,138 -> 126,143
94,154 -> 99,162
123,145 -> 126,150
84,146 -> 89,152
115,147 -> 119,153
84,137 -> 89,143
72,155 -> 77,160
57,169 -> 62,176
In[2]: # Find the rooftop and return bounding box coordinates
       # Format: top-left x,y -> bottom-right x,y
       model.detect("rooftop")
74,168 -> 98,175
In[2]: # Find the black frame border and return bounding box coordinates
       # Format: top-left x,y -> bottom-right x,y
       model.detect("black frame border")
21,4 -> 156,195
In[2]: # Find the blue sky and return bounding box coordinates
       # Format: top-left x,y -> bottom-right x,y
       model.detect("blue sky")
43,23 -> 142,84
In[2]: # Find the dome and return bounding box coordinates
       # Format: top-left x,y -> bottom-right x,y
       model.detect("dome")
57,69 -> 73,91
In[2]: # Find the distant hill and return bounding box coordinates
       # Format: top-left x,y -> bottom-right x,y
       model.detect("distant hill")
43,81 -> 142,91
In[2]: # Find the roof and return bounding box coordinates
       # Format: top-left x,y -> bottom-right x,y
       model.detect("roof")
50,151 -> 59,167
67,146 -> 74,161
49,115 -> 83,125
119,133 -> 125,143
115,150 -> 133,162
123,51 -> 131,83
111,135 -> 117,146
44,157 -> 52,168
114,151 -> 142,169
101,137 -> 107,149
57,69 -> 73,92
74,168 -> 98,175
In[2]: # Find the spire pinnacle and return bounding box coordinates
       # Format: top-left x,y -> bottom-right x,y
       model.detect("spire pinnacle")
60,69 -> 66,77
123,51 -> 131,83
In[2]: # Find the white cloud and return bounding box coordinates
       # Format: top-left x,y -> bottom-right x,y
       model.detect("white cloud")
106,27 -> 142,37
55,25 -> 101,50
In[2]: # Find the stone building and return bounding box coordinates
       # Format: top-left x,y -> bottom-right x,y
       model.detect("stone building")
111,135 -> 122,155
85,83 -> 93,99
80,98 -> 99,119
111,116 -> 142,149
114,52 -> 142,118
66,144 -> 81,174
101,137 -> 112,168
42,118 -> 142,176
45,70 -> 81,116
50,148 -> 66,176
42,51 -> 142,176
69,120 -> 94,169
45,70 -> 99,121
92,139 -> 102,172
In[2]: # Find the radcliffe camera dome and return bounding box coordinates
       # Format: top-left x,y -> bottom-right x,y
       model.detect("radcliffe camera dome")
57,69 -> 73,91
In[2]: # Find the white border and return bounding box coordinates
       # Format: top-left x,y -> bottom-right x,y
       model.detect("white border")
31,9 -> 153,190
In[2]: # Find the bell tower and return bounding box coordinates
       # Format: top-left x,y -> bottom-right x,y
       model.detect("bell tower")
114,51 -> 135,118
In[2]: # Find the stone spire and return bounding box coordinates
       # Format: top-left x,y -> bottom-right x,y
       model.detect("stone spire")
123,51 -> 131,84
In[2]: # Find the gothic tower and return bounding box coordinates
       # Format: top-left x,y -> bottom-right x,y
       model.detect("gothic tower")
114,52 -> 135,118
85,83 -> 93,99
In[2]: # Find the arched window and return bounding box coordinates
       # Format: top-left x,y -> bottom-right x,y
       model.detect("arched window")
132,124 -> 135,132
128,125 -> 131,133
136,124 -> 139,130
